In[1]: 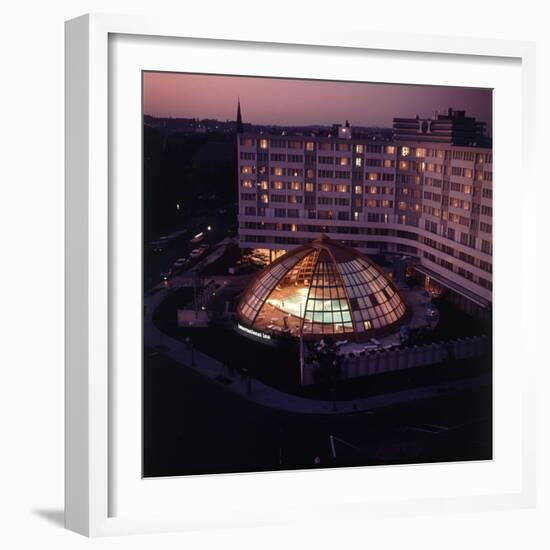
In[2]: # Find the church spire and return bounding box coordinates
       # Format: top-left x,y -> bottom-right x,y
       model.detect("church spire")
236,97 -> 243,134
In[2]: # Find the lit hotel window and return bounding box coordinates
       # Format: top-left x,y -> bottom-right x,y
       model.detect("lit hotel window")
368,173 -> 379,181
415,148 -> 426,158
398,201 -> 407,211
241,166 -> 254,174
260,194 -> 269,204
274,167 -> 283,176
401,146 -> 410,157
463,185 -> 472,194
242,180 -> 253,188
259,139 -> 268,149
353,212 -> 359,221
363,320 -> 372,330
414,203 -> 421,212
291,181 -> 302,191
383,159 -> 393,168
291,224 -> 297,232
354,185 -> 363,194
260,180 -> 268,190
320,184 -> 333,192
336,184 -> 349,193
355,157 -> 362,167
306,142 -> 315,151
339,157 -> 350,166
305,183 -> 314,192
369,186 -> 377,194
366,199 -> 377,208
386,145 -> 396,154
399,161 -> 409,170
355,144 -> 364,154
273,181 -> 284,190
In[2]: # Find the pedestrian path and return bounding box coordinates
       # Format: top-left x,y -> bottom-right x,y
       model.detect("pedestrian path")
145,283 -> 490,416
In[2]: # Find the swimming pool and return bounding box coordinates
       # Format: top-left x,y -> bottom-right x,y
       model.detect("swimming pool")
267,288 -> 352,324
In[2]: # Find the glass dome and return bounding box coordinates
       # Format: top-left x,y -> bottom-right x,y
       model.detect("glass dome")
237,235 -> 407,340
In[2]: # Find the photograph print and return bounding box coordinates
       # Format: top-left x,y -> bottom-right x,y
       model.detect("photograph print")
142,72 -> 493,478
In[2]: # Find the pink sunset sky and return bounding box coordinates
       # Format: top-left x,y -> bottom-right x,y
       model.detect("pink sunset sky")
143,72 -> 492,131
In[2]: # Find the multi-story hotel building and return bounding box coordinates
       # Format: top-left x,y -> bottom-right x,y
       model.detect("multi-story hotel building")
237,110 -> 493,317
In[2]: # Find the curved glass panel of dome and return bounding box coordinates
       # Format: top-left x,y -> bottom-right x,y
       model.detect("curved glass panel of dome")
237,247 -> 310,325
253,249 -> 319,335
302,250 -> 354,335
236,235 -> 407,340
339,258 -> 406,331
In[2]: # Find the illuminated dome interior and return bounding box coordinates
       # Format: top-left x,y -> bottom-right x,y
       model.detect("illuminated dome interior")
237,235 -> 407,340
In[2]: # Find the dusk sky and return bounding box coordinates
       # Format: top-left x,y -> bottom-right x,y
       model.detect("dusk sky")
143,72 -> 492,132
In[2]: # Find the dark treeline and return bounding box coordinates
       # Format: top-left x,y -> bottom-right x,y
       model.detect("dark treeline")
143,124 -> 237,240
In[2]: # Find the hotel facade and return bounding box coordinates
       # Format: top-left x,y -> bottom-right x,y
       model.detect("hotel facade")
237,111 -> 493,316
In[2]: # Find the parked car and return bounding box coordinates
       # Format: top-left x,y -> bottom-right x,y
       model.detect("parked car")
150,240 -> 166,253
189,232 -> 204,244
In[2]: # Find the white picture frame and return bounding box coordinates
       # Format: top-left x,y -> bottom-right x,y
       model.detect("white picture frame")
65,13 -> 537,537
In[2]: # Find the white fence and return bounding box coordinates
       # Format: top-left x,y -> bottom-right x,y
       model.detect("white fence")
302,335 -> 489,385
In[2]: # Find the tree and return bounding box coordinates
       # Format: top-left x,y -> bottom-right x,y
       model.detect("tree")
310,336 -> 343,385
